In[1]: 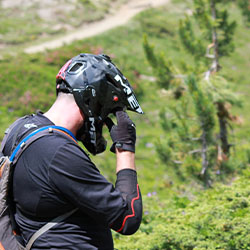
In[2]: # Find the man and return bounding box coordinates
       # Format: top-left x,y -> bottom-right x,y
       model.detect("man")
2,53 -> 143,249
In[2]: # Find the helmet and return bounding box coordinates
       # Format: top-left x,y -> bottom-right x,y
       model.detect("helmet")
56,53 -> 143,155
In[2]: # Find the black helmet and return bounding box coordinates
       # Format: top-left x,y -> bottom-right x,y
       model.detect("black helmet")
56,53 -> 143,155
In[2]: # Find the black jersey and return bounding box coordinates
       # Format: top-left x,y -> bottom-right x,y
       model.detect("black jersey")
2,112 -> 142,250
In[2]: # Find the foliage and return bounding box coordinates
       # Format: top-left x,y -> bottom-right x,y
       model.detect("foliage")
114,173 -> 250,250
182,0 -> 237,58
186,75 -> 215,143
237,0 -> 250,25
143,0 -> 246,184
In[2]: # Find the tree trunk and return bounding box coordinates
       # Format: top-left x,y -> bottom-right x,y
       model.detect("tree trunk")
210,0 -> 230,157
200,130 -> 208,176
200,127 -> 211,187
217,102 -> 231,155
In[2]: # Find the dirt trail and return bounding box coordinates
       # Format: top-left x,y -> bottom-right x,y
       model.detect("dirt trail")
24,0 -> 170,54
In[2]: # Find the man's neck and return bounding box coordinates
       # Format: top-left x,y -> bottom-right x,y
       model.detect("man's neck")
44,95 -> 84,136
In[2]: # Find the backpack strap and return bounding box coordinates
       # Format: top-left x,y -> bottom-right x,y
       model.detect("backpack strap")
10,125 -> 78,163
1,116 -> 31,155
8,125 -> 78,249
26,208 -> 78,250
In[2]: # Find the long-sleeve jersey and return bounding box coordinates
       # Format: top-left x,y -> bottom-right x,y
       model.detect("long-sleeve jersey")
2,112 -> 142,249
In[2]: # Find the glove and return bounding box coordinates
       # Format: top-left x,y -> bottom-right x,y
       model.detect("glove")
105,111 -> 136,153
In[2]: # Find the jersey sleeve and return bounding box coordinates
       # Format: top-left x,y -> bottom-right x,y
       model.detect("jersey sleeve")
111,169 -> 142,235
48,142 -> 142,234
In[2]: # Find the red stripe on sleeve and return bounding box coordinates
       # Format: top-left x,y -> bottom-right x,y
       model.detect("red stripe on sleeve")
116,184 -> 140,233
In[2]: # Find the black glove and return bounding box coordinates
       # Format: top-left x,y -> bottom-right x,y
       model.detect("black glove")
105,111 -> 136,153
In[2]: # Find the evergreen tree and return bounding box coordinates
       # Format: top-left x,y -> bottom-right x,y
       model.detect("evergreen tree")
143,0 -> 243,184
179,0 -> 238,157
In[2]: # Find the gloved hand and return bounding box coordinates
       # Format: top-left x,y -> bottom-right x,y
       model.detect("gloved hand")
105,111 -> 136,153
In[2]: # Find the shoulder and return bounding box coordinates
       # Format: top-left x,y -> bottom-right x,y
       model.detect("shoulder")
43,131 -> 97,173
48,140 -> 102,189
50,134 -> 91,163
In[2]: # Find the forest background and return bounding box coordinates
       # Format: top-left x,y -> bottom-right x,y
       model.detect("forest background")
0,0 -> 249,249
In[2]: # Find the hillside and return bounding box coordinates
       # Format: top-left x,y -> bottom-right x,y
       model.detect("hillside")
0,0 -> 129,50
0,0 -> 249,249
0,0 -> 169,55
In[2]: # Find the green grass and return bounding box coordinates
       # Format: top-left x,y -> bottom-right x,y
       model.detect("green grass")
0,1 -> 249,249
0,0 -> 129,55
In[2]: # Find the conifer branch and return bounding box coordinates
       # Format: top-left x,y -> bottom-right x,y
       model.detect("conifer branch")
188,149 -> 202,154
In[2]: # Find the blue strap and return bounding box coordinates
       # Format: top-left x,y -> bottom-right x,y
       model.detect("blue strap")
9,126 -> 77,162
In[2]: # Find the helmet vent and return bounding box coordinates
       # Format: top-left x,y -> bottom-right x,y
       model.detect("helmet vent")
69,62 -> 85,73
70,63 -> 83,72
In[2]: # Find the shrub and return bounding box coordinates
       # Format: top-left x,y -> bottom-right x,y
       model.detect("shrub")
114,174 -> 250,250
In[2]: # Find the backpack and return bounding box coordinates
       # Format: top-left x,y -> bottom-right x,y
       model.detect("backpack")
0,120 -> 78,250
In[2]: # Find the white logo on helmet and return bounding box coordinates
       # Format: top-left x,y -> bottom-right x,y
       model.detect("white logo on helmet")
128,94 -> 143,114
89,117 -> 96,144
114,74 -> 143,114
114,74 -> 132,95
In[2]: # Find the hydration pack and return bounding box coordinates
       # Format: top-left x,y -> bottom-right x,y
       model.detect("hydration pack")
0,117 -> 78,250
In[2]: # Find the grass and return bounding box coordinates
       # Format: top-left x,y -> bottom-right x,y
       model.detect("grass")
0,0 -> 129,55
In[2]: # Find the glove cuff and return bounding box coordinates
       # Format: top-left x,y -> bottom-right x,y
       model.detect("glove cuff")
110,142 -> 135,153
